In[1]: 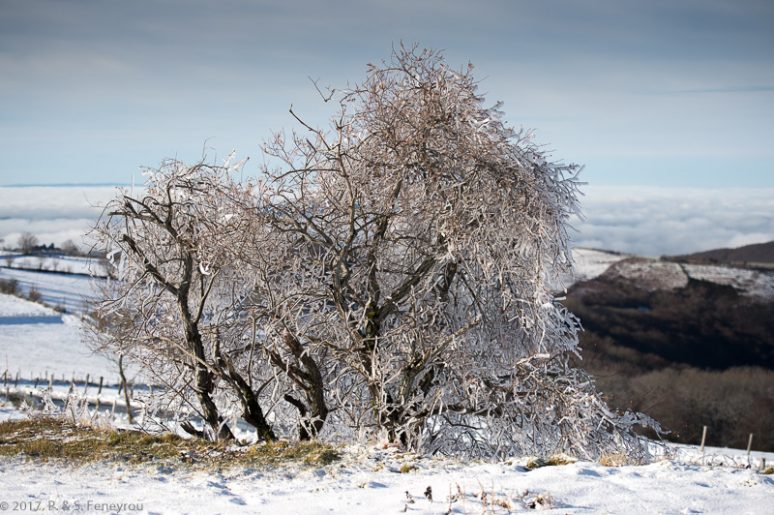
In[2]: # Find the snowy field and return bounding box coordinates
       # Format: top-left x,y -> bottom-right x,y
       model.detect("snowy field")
0,317 -> 118,382
0,265 -> 104,315
0,409 -> 771,515
2,254 -> 108,277
0,293 -> 118,382
0,291 -> 58,321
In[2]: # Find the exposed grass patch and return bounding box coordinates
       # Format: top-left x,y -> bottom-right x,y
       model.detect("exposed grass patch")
599,453 -> 630,467
763,466 -> 774,475
0,416 -> 339,469
242,439 -> 341,467
398,462 -> 417,473
526,453 -> 577,470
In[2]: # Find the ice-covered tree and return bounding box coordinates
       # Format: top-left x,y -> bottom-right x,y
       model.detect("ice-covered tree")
90,159 -> 275,442
90,46 -> 657,458
259,45 -> 655,457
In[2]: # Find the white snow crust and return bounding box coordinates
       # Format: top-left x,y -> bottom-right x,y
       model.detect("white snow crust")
0,429 -> 771,515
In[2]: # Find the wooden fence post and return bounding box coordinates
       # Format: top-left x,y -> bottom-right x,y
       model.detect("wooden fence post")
118,355 -> 134,424
700,425 -> 708,454
746,433 -> 754,466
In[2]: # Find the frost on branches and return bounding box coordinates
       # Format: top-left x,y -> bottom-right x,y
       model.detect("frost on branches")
90,46 -> 658,459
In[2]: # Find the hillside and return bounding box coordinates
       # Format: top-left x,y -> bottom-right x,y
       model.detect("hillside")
669,240 -> 774,268
565,250 -> 774,451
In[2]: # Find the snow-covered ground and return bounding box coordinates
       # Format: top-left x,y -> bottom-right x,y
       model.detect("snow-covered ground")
570,248 -> 630,282
2,254 -> 108,276
0,412 -> 771,515
0,267 -> 104,315
0,293 -> 117,382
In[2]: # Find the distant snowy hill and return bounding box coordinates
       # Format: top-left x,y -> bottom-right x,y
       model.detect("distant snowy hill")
671,240 -> 774,266
569,247 -> 774,298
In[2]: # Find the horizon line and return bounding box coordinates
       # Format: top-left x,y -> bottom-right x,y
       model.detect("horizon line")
0,182 -> 133,188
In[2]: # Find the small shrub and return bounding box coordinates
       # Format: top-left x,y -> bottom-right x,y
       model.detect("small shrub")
242,440 -> 341,467
4,391 -> 42,411
399,462 -> 417,473
303,447 -> 341,466
0,278 -> 19,295
27,288 -> 42,303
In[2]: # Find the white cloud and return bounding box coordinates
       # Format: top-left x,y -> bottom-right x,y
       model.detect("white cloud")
0,187 -> 122,249
571,186 -> 774,255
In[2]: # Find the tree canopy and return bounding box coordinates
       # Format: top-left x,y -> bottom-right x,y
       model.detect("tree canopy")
91,46 -> 656,459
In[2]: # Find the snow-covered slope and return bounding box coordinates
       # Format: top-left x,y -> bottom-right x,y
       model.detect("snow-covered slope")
0,268 -> 103,315
570,248 -> 631,282
569,248 -> 774,298
603,258 -> 690,291
3,255 -> 107,276
0,431 -> 771,514
0,292 -> 59,319
685,263 -> 774,297
0,294 -> 116,381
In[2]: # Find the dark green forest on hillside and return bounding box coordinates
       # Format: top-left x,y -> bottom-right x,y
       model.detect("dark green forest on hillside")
565,274 -> 774,451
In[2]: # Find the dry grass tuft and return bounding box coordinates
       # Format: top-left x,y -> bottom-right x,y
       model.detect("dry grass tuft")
599,453 -> 630,467
526,453 -> 577,470
399,462 -> 418,473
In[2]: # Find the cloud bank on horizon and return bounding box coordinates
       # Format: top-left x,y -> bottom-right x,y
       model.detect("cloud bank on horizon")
0,187 -> 116,251
1,0 -> 773,188
570,186 -> 774,256
1,186 -> 771,257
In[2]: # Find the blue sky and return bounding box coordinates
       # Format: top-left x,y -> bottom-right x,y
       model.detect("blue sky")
1,0 -> 773,187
